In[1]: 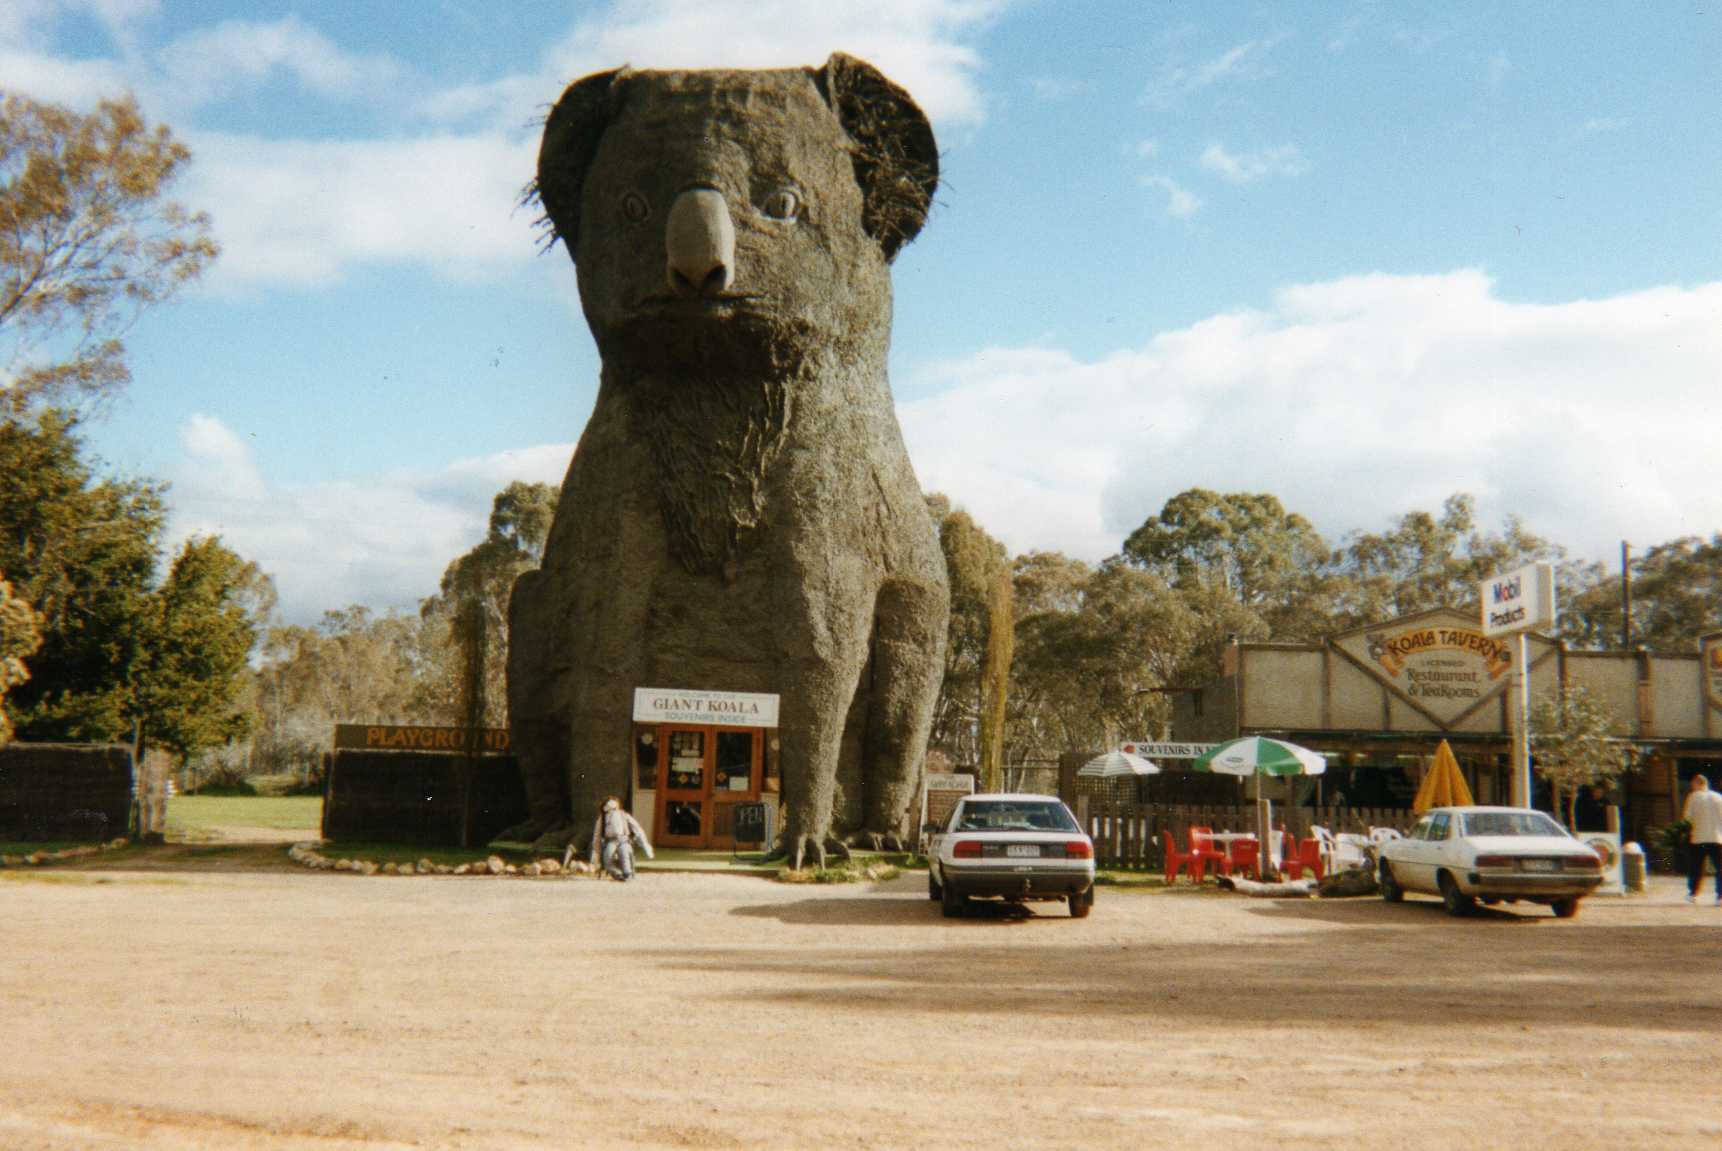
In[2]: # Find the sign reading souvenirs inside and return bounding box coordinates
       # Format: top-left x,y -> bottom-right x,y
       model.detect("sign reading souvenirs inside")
630,689 -> 782,850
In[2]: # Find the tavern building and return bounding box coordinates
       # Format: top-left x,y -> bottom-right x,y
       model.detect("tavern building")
1166,607 -> 1722,844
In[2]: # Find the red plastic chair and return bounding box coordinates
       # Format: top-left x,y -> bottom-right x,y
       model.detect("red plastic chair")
1188,826 -> 1232,878
1226,837 -> 1260,879
1281,837 -> 1327,881
1160,827 -> 1205,884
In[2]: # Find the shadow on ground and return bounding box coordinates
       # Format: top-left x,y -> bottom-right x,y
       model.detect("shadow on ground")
712,889 -> 1722,1032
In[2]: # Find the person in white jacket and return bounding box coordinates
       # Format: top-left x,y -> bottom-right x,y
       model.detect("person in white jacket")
1682,774 -> 1722,904
587,797 -> 654,881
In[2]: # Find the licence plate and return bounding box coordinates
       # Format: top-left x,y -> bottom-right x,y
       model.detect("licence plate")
1521,859 -> 1556,872
1007,845 -> 1039,858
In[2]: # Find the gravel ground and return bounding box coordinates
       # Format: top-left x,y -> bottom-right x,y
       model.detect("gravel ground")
1,861 -> 1718,1150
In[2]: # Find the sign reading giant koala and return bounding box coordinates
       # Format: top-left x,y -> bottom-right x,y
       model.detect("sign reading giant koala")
507,54 -> 950,868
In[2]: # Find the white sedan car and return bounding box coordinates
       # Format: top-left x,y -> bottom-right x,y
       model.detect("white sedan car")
1378,805 -> 1605,918
925,793 -> 1096,918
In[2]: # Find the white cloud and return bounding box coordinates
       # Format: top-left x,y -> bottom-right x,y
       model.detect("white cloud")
1141,175 -> 1202,218
168,415 -> 572,622
1144,37 -> 1281,106
182,131 -> 541,289
1199,142 -> 1307,184
427,0 -> 1006,131
157,16 -> 404,107
899,271 -> 1722,567
0,48 -> 130,106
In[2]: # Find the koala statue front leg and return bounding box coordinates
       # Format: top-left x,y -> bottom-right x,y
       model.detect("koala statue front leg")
774,571 -> 874,871
861,577 -> 949,848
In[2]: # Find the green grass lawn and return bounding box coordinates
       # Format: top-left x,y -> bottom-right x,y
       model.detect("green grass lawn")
166,795 -> 323,834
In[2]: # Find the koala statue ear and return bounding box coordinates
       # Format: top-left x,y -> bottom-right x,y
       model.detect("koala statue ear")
814,52 -> 939,261
534,68 -> 627,255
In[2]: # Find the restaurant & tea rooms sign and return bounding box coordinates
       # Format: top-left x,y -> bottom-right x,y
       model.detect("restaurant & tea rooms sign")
1331,608 -> 1526,728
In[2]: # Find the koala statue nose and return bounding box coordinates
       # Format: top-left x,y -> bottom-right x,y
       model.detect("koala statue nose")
665,188 -> 736,298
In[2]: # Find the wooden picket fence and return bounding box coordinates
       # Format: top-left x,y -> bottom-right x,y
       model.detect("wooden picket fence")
1077,800 -> 1417,871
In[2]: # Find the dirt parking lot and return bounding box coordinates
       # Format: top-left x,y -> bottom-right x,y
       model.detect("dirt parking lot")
2,858 -> 1719,1151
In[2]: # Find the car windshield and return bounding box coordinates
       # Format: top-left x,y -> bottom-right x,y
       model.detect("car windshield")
1461,811 -> 1568,838
955,800 -> 1079,833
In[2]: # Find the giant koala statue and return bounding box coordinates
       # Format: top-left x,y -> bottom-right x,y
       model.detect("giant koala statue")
506,54 -> 950,868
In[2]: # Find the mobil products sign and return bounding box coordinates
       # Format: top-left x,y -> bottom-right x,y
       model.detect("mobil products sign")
1481,562 -> 1556,638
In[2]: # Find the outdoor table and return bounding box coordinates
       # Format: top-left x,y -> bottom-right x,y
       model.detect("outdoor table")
1205,831 -> 1258,848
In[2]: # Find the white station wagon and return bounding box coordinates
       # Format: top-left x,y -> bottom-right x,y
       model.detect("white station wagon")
1378,805 -> 1605,918
925,793 -> 1096,918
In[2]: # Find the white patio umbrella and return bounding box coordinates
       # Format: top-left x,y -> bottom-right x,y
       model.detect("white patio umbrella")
1077,749 -> 1162,778
1192,737 -> 1326,880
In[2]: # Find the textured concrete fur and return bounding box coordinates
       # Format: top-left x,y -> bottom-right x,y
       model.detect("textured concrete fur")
508,54 -> 950,867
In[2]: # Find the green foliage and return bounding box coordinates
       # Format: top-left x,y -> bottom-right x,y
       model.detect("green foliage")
0,412 -> 165,740
977,565 -> 1012,791
776,858 -> 901,883
135,536 -> 272,762
1,93 -> 217,418
418,481 -> 559,727
928,497 -> 1011,766
1651,820 -> 1691,874
1561,535 -> 1722,652
1332,494 -> 1564,623
251,606 -> 445,778
0,574 -> 42,745
1530,684 -> 1634,828
1123,488 -> 1328,610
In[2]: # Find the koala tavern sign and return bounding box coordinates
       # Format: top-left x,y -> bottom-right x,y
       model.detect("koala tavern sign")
1329,608 -> 1548,729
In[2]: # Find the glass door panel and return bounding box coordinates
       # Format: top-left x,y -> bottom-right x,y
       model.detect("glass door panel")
657,728 -> 709,847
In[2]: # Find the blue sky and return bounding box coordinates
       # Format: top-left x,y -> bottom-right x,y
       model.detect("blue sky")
5,1 -> 1719,622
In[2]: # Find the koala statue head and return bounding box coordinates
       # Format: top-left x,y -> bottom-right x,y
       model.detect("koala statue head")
534,54 -> 938,360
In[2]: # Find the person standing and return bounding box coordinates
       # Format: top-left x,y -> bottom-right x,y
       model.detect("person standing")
1681,774 -> 1722,904
587,796 -> 654,881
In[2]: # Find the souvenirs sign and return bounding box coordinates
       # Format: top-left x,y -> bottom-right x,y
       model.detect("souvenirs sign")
1703,631 -> 1722,713
633,688 -> 781,728
1121,741 -> 1216,760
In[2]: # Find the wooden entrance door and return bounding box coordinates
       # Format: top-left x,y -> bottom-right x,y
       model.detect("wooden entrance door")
707,728 -> 762,850
652,725 -> 764,849
656,727 -> 710,848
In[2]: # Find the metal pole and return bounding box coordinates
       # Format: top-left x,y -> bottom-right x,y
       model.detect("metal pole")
1514,631 -> 1532,808
1620,541 -> 1632,650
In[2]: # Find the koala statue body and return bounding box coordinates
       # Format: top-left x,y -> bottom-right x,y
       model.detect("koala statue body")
507,55 -> 949,867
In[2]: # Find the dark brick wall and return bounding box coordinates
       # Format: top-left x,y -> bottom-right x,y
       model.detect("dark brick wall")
0,743 -> 134,841
323,749 -> 528,847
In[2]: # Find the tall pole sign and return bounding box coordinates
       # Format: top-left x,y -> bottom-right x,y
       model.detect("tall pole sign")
1480,562 -> 1557,808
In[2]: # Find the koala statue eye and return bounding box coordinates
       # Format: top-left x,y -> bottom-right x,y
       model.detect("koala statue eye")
621,192 -> 651,223
761,188 -> 802,221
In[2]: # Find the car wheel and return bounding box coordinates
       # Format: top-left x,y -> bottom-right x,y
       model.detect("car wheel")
1438,871 -> 1476,917
928,867 -> 942,901
1551,897 -> 1580,919
940,881 -> 966,918
1069,886 -> 1094,919
1379,860 -> 1404,903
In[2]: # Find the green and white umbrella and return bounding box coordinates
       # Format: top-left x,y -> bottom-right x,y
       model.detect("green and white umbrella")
1077,749 -> 1162,779
1193,737 -> 1325,883
1192,736 -> 1327,778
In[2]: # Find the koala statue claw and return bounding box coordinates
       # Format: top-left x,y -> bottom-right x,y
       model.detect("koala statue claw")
508,54 -> 950,860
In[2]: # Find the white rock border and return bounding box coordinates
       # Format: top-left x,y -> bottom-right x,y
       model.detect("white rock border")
287,841 -> 602,879
0,837 -> 130,868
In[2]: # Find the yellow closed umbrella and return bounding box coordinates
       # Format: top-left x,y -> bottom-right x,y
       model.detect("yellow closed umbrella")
1413,739 -> 1476,814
